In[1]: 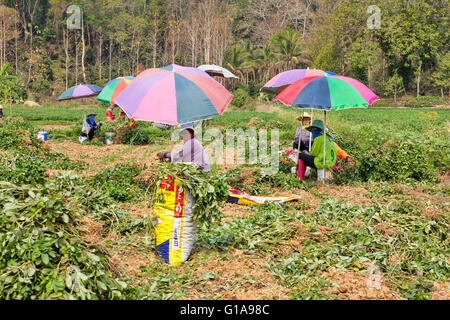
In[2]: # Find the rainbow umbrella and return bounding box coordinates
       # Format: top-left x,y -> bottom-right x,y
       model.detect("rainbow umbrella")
274,75 -> 378,183
261,69 -> 336,94
115,64 -> 233,125
96,76 -> 134,104
58,84 -> 102,101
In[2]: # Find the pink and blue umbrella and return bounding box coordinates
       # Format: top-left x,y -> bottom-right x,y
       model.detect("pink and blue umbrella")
261,69 -> 336,93
274,75 -> 378,110
58,84 -> 102,101
115,64 -> 233,125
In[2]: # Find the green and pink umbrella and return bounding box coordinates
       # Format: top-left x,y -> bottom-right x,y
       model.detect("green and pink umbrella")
58,84 -> 102,101
274,75 -> 378,110
115,64 -> 232,125
96,76 -> 134,104
261,69 -> 336,93
274,75 -> 378,183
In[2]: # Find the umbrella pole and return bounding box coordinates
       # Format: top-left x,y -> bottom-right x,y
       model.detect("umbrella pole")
296,110 -> 304,177
309,109 -> 313,152
170,126 -> 174,163
323,111 -> 327,184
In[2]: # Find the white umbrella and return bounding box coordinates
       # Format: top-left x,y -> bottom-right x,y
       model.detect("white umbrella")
197,64 -> 239,79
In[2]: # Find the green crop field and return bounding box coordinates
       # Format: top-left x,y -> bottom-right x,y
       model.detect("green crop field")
1,101 -> 448,301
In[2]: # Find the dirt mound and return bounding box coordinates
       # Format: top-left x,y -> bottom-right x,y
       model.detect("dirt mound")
247,117 -> 262,128
322,268 -> 405,300
187,249 -> 290,300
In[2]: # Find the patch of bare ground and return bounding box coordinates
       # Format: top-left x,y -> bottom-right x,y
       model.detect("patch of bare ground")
77,215 -> 155,277
431,282 -> 450,300
278,222 -> 309,256
315,183 -> 375,206
47,140 -> 160,176
247,117 -> 262,128
322,268 -> 405,300
186,249 -> 290,300
220,203 -> 255,222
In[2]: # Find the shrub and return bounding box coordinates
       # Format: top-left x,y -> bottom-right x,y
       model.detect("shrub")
120,126 -> 151,145
0,117 -> 40,150
340,137 -> 439,184
230,88 -> 249,108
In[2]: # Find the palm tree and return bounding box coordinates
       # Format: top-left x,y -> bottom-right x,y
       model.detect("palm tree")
224,43 -> 250,84
270,27 -> 309,71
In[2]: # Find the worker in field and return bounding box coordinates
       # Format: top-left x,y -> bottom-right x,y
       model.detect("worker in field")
157,123 -> 210,172
119,107 -> 136,128
296,119 -> 337,178
79,112 -> 101,143
106,104 -> 116,121
293,112 -> 313,152
294,114 -> 354,166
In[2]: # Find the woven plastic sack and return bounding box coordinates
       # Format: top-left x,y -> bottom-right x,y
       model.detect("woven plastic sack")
152,175 -> 196,266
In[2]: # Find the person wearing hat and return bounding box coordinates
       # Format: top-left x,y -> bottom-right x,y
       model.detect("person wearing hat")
80,112 -> 102,142
297,119 -> 337,176
293,112 -> 312,152
294,113 -> 354,166
157,123 -> 210,172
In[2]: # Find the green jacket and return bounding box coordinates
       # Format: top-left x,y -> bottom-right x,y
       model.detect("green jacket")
310,134 -> 337,169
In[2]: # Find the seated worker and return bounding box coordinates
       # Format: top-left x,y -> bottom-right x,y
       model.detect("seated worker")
106,105 -> 116,121
297,119 -> 337,178
79,112 -> 101,142
293,112 -> 312,152
157,123 -> 210,172
293,113 -> 354,165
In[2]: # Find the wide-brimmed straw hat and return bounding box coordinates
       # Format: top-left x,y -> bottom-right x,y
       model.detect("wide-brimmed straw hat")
87,112 -> 97,117
296,112 -> 311,121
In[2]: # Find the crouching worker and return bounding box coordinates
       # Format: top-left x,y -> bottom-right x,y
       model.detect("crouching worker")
157,123 -> 210,173
106,105 -> 116,121
79,112 -> 102,143
297,119 -> 337,179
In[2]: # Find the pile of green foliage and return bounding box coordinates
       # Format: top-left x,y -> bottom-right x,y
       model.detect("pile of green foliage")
150,162 -> 230,230
91,164 -> 146,202
0,176 -> 141,299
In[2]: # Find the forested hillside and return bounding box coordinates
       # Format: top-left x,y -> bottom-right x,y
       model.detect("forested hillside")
0,0 -> 448,102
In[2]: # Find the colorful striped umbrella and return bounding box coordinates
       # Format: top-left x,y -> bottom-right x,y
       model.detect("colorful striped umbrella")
261,69 -> 336,93
58,84 -> 102,101
274,75 -> 378,110
115,64 -> 233,125
96,76 -> 134,104
274,75 -> 378,183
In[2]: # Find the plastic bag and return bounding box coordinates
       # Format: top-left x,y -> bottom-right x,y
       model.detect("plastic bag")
81,114 -> 90,135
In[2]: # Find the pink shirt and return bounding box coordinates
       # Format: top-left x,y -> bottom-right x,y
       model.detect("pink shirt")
172,137 -> 210,172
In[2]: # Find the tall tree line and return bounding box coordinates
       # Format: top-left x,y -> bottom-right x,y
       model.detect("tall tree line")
0,0 -> 448,101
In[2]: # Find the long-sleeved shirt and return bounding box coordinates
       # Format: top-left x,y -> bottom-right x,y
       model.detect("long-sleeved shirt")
310,134 -> 337,169
294,125 -> 312,146
171,137 -> 210,172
